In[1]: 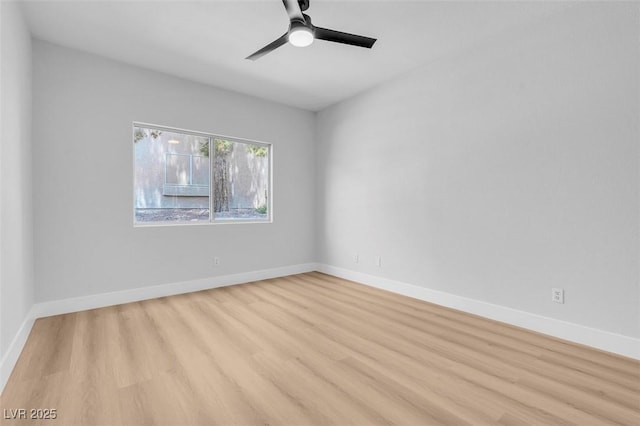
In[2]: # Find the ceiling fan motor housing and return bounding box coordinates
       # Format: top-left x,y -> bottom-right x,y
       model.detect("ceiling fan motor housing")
290,19 -> 313,33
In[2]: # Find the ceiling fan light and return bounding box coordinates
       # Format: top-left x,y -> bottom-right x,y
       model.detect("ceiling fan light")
289,26 -> 314,47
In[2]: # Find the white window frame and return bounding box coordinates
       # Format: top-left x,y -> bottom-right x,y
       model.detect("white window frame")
133,122 -> 273,226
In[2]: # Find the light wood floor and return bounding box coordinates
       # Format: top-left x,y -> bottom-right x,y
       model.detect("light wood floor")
1,272 -> 639,425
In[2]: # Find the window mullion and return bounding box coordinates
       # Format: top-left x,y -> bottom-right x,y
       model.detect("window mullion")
210,137 -> 214,223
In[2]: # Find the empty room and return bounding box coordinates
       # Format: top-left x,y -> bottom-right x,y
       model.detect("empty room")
1,0 -> 638,424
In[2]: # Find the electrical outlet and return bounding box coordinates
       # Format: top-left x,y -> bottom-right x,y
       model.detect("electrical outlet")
353,253 -> 359,263
213,256 -> 220,266
552,288 -> 564,304
375,255 -> 382,267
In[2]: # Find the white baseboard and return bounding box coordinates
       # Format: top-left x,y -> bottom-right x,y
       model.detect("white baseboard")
0,307 -> 36,395
0,263 -> 317,394
317,264 -> 640,360
2,261 -> 636,397
32,263 -> 318,318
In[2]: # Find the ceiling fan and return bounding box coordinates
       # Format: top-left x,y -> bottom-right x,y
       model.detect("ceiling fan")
246,0 -> 377,61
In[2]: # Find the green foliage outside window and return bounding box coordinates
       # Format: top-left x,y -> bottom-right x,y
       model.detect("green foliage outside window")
247,145 -> 268,157
134,127 -> 162,143
199,139 -> 265,158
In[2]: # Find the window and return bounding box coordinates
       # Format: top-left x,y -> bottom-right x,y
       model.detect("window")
134,124 -> 271,225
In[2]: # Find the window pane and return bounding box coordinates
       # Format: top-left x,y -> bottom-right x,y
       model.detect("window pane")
134,127 -> 210,223
213,139 -> 269,221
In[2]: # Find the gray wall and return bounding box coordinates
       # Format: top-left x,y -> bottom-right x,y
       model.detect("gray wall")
0,1 -> 34,357
316,3 -> 639,338
33,40 -> 316,302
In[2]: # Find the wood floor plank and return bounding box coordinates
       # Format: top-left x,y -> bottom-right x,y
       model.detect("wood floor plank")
247,278 -> 630,424
1,272 -> 638,425
312,272 -> 639,376
283,274 -> 640,422
8,314 -> 76,382
304,273 -> 640,390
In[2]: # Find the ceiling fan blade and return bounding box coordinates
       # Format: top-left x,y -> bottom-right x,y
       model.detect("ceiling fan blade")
246,33 -> 288,60
314,27 -> 377,49
282,0 -> 304,22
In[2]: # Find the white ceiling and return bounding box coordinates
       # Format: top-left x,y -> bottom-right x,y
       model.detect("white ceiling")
21,0 -> 573,111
